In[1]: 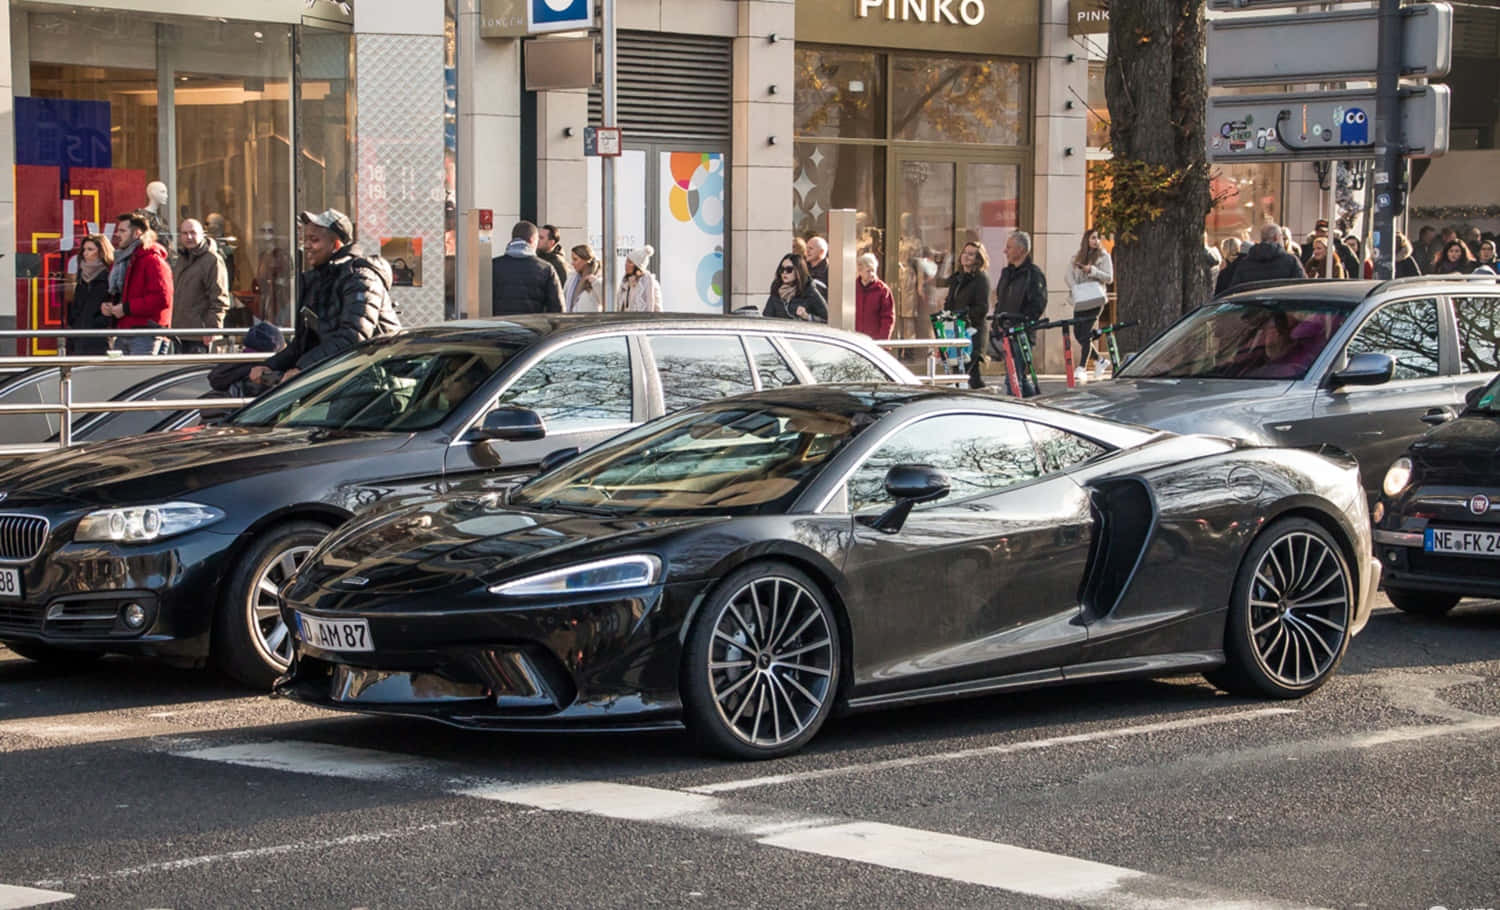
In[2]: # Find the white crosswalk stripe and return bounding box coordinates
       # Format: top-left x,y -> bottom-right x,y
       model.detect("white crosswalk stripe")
0,884 -> 72,909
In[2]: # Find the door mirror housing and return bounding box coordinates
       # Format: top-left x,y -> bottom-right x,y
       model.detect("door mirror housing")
863,464 -> 951,534
471,406 -> 546,442
1464,386 -> 1486,410
1329,352 -> 1395,388
538,446 -> 580,474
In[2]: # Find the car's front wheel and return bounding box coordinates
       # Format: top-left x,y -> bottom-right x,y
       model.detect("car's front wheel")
681,562 -> 841,760
1207,518 -> 1353,699
1385,585 -> 1460,617
213,520 -> 330,689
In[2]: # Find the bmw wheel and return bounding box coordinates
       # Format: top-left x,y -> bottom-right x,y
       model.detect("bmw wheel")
1208,518 -> 1353,699
214,520 -> 330,689
682,562 -> 840,760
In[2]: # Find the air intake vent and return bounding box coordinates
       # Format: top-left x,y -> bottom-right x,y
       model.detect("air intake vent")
588,33 -> 732,143
0,514 -> 48,562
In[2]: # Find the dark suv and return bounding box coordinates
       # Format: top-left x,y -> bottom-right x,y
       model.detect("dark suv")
1044,275 -> 1500,496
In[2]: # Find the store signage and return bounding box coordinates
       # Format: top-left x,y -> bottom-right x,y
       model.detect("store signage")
1207,86 -> 1450,162
1068,0 -> 1108,35
529,0 -> 591,34
857,0 -> 986,26
480,0 -> 527,38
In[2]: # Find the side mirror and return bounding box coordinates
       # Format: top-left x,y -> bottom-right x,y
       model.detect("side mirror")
1464,386 -> 1485,410
471,406 -> 546,442
538,446 -> 580,473
1329,352 -> 1394,388
863,464 -> 950,534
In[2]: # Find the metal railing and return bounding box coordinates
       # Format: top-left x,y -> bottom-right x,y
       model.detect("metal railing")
876,338 -> 973,385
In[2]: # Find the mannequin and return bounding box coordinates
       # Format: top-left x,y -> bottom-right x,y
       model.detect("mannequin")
137,180 -> 173,258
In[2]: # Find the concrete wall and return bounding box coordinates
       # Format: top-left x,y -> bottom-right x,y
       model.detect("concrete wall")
733,0 -> 795,315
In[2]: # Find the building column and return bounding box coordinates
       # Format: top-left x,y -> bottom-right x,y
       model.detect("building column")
730,0 -> 795,314
535,87 -> 588,270
353,0 -> 447,325
457,10 -> 521,319
1031,0 -> 1089,373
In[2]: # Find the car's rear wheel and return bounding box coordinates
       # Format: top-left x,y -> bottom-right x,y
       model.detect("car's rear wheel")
681,562 -> 840,760
1385,585 -> 1460,617
4,640 -> 103,667
1207,518 -> 1353,699
213,520 -> 329,689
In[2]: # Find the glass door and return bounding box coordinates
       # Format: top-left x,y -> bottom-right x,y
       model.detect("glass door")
892,157 -> 955,332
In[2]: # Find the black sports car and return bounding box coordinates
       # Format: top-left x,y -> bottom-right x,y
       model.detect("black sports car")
275,385 -> 1381,759
1373,375 -> 1500,614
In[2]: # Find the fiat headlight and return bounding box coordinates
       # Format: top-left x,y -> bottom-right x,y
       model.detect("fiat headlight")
489,555 -> 662,596
75,502 -> 225,543
1381,457 -> 1414,499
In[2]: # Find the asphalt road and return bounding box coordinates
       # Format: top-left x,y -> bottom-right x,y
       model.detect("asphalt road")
2,594 -> 1497,910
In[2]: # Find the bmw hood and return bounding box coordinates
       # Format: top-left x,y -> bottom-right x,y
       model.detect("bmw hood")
293,495 -> 728,598
0,425 -> 410,507
1040,378 -> 1298,441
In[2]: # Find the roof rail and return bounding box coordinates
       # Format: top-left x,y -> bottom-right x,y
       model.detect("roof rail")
1369,272 -> 1500,296
1212,278 -> 1338,298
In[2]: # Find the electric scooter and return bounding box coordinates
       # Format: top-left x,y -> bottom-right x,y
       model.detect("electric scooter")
1090,320 -> 1138,378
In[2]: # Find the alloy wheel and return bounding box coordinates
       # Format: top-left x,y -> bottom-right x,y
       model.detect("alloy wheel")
248,544 -> 315,668
1246,531 -> 1351,688
707,575 -> 835,749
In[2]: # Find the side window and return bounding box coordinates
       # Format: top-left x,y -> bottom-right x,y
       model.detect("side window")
1027,423 -> 1108,473
787,339 -> 890,384
1454,297 -> 1500,375
649,334 -> 755,411
495,336 -> 632,432
847,414 -> 1041,512
1346,298 -> 1441,380
744,336 -> 800,389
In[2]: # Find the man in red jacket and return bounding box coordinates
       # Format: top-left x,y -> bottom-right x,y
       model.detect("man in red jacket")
105,212 -> 174,355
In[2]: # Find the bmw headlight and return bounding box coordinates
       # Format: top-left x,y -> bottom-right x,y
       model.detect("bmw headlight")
75,502 -> 225,543
489,554 -> 662,596
1381,457 -> 1414,498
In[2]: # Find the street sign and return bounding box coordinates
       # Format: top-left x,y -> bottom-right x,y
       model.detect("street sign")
1207,3 -> 1452,86
583,126 -> 622,157
1207,85 -> 1450,162
527,0 -> 591,34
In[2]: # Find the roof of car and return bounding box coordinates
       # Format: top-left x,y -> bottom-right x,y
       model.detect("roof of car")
396,314 -> 877,345
1218,274 -> 1500,304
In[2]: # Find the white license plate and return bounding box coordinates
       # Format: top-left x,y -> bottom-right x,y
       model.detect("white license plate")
1425,527 -> 1500,556
297,614 -> 374,652
0,567 -> 19,599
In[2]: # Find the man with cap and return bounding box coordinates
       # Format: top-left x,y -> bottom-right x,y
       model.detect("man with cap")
249,208 -> 400,387
491,220 -> 564,315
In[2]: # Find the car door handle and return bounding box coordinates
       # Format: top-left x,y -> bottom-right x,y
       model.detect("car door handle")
1420,407 -> 1456,426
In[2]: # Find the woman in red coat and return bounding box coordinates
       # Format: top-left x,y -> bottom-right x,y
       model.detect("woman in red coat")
854,252 -> 894,341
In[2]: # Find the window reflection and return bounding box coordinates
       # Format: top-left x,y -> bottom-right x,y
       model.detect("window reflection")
787,340 -> 890,384
1454,297 -> 1500,374
1347,298 -> 1441,380
745,336 -> 800,389
794,48 -> 884,139
650,334 -> 755,412
498,337 -> 633,432
891,54 -> 1026,145
1028,424 -> 1107,474
848,414 -> 1041,512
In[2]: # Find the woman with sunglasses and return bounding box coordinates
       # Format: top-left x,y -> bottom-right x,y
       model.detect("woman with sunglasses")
764,253 -> 827,322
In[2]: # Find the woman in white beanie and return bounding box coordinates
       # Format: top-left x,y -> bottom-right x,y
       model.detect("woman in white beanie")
619,244 -> 662,313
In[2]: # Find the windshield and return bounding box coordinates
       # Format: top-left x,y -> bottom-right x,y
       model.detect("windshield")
1121,300 -> 1352,380
513,403 -> 859,515
232,339 -> 520,431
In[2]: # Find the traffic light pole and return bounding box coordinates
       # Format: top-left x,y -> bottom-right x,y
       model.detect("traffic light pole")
1372,0 -> 1402,280
601,0 -> 618,309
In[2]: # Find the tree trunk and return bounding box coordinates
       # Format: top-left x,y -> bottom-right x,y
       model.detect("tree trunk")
1105,0 -> 1214,348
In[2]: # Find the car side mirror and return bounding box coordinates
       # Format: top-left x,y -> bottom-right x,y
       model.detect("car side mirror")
862,464 -> 950,534
538,446 -> 580,473
1329,352 -> 1394,388
1464,386 -> 1485,410
470,406 -> 546,442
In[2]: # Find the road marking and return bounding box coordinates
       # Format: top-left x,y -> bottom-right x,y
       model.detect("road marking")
176,741 -> 1318,910
0,884 -> 72,908
686,706 -> 1299,794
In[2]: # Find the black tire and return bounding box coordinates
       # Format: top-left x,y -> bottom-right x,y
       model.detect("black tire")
681,562 -> 841,760
4,640 -> 104,667
1385,586 -> 1461,617
1207,517 -> 1354,699
213,520 -> 331,689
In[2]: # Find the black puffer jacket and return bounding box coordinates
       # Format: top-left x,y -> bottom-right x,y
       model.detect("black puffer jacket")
266,246 -> 400,373
492,244 -> 564,315
1222,242 -> 1306,289
68,270 -> 114,355
764,285 -> 828,322
941,269 -> 992,362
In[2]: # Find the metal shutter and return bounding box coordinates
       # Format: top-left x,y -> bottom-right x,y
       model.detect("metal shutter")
588,32 -> 732,144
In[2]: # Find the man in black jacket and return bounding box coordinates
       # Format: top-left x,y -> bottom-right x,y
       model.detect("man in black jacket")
492,221 -> 564,315
249,209 -> 401,387
536,224 -> 568,288
1223,224 -> 1307,289
993,230 -> 1047,396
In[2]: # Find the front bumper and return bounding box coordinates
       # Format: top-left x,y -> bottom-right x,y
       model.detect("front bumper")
274,579 -> 708,731
1373,484 -> 1500,599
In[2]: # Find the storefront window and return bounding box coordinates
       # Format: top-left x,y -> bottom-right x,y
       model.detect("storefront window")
1086,61 -> 1109,150
794,48 -> 885,140
792,143 -> 884,252
891,54 -> 1026,146
1209,163 -> 1284,243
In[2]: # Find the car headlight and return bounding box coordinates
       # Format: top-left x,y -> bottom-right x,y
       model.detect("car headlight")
1382,457 -> 1414,498
489,554 -> 662,596
75,502 -> 225,543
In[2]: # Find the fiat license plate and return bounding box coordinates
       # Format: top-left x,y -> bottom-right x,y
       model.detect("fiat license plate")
0,567 -> 20,599
297,614 -> 374,652
1424,527 -> 1500,557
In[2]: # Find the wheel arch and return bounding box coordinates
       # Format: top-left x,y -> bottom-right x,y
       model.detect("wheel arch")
215,504 -> 353,603
1258,499 -> 1363,602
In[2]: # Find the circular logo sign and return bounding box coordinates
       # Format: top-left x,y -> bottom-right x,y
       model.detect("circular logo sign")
1470,493 -> 1491,516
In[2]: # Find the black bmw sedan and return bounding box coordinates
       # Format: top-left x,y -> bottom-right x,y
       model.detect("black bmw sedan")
1372,374 -> 1500,614
275,385 -> 1381,759
0,317 -> 913,686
